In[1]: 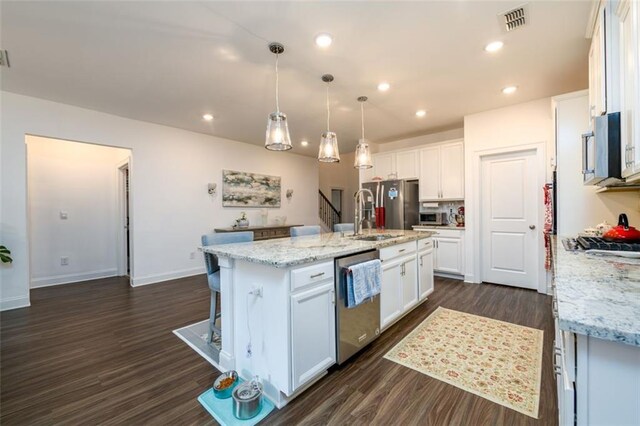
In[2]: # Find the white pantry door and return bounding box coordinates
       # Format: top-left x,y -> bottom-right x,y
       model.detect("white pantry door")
481,149 -> 538,289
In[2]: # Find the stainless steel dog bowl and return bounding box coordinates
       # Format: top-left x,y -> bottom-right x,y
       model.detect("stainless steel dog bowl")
232,381 -> 263,420
212,370 -> 238,399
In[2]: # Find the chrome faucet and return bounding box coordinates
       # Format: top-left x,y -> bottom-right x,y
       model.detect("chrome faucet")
354,188 -> 376,235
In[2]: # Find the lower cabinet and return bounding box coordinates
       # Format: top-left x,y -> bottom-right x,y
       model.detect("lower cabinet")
418,247 -> 434,300
290,280 -> 336,391
433,231 -> 464,276
380,248 -> 420,330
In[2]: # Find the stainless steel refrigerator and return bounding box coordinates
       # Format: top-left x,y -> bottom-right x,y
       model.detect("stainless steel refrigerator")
362,179 -> 419,230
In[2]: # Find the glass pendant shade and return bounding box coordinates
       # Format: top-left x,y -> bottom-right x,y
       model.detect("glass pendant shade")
318,131 -> 340,162
265,111 -> 292,151
354,138 -> 373,169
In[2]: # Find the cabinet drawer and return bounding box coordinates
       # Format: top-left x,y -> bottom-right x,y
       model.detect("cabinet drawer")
432,229 -> 464,238
380,241 -> 417,262
290,261 -> 334,292
417,238 -> 433,251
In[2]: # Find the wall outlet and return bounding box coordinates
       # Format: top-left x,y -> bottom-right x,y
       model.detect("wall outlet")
189,252 -> 196,259
60,256 -> 69,266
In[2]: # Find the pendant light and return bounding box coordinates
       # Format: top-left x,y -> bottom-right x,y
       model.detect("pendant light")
318,74 -> 340,163
265,42 -> 292,151
354,96 -> 373,169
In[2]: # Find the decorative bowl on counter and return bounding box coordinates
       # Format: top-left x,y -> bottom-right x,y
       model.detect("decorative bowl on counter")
213,370 -> 238,399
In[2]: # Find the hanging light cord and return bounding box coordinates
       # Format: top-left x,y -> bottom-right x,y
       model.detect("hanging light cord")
275,54 -> 280,113
360,101 -> 365,140
326,84 -> 330,131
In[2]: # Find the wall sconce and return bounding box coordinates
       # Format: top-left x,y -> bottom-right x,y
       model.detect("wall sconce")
286,189 -> 293,200
208,183 -> 217,195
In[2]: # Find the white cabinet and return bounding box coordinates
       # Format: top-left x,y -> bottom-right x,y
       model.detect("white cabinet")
395,150 -> 419,179
431,229 -> 464,276
419,141 -> 464,201
418,245 -> 434,301
379,242 -> 420,331
618,0 -> 640,179
588,5 -> 607,119
372,152 -> 396,180
290,280 -> 336,390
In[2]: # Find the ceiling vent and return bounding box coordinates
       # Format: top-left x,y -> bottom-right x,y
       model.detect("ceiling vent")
500,4 -> 529,32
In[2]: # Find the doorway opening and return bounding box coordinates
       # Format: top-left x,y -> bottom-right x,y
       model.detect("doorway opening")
331,188 -> 343,217
26,135 -> 133,289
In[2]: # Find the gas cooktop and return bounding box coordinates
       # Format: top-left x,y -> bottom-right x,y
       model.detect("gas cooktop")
563,236 -> 640,252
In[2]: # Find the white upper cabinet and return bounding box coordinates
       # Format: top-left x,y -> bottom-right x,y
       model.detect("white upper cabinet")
395,150 -> 419,179
589,5 -> 607,119
419,141 -> 464,201
618,0 -> 640,179
440,143 -> 465,199
419,146 -> 440,200
372,153 -> 396,180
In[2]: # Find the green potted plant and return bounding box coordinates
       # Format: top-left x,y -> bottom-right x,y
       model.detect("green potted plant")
0,245 -> 12,263
235,212 -> 249,228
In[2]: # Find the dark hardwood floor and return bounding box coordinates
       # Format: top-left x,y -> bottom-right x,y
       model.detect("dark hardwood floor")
1,275 -> 556,425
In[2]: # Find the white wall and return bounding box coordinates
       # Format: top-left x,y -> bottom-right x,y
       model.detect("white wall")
319,152 -> 359,224
1,91 -> 319,310
555,92 -> 640,235
27,136 -> 130,287
463,97 -> 554,290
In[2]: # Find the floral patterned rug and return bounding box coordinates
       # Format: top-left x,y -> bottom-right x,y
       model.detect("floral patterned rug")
384,307 -> 543,418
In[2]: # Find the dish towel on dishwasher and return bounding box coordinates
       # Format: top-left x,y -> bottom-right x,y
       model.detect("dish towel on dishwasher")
346,259 -> 382,308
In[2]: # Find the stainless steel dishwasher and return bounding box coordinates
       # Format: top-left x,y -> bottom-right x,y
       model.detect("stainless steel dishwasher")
334,249 -> 381,364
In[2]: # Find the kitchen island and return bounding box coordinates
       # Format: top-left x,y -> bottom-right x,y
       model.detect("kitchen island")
551,237 -> 640,425
202,229 -> 435,407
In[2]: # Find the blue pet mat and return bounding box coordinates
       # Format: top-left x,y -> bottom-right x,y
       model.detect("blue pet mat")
197,381 -> 275,426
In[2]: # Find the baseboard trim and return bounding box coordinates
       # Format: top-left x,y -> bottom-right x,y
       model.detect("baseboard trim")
0,296 -> 31,311
30,269 -> 118,288
131,267 -> 205,287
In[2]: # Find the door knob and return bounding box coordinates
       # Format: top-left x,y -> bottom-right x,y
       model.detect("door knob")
529,225 -> 536,230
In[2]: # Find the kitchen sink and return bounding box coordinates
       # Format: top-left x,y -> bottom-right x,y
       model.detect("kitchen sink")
351,234 -> 399,241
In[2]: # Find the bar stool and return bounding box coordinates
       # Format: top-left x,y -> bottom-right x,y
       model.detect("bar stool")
201,231 -> 253,343
290,225 -> 321,237
334,223 -> 355,233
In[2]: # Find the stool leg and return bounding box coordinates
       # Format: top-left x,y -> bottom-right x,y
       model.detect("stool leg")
209,291 -> 222,344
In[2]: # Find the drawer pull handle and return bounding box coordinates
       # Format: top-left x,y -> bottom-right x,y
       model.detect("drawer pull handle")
310,272 -> 325,279
398,249 -> 406,253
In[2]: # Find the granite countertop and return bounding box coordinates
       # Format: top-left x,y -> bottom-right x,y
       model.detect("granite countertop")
413,225 -> 465,230
551,236 -> 640,346
202,229 -> 435,268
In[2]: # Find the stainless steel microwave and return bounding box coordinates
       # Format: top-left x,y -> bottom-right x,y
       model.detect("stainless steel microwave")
582,112 -> 621,186
419,212 -> 448,225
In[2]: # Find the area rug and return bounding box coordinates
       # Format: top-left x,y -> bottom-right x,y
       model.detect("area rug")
173,319 -> 222,367
384,307 -> 543,418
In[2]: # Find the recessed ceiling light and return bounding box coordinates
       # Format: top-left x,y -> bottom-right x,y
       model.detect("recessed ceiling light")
300,140 -> 309,147
377,82 -> 390,92
502,86 -> 517,94
415,110 -> 427,117
484,41 -> 504,52
202,113 -> 214,121
315,33 -> 333,48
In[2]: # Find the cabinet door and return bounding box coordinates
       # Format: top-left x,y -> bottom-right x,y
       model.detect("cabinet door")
373,153 -> 396,180
619,0 -> 640,177
401,256 -> 418,311
434,237 -> 463,274
380,259 -> 402,330
418,248 -> 434,300
419,146 -> 440,200
396,150 -> 419,180
360,166 -> 374,184
589,8 -> 607,118
290,281 -> 336,390
440,142 -> 464,199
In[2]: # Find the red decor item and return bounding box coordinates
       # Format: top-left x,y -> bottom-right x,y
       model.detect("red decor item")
602,213 -> 640,243
375,207 -> 385,229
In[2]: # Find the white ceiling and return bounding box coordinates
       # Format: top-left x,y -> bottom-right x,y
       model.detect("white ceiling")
1,1 -> 592,156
